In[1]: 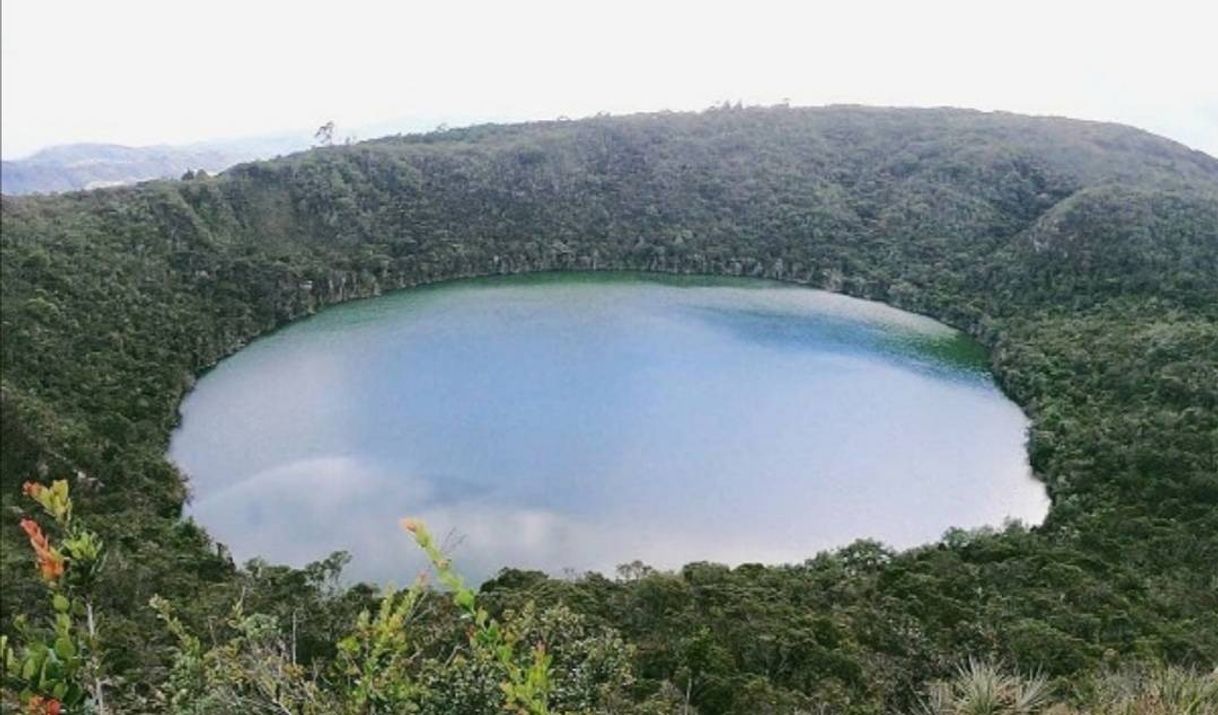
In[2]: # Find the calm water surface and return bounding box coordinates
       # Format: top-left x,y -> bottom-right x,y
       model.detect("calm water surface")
170,273 -> 1048,582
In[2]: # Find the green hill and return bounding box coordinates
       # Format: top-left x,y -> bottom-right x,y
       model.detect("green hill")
2,106 -> 1216,712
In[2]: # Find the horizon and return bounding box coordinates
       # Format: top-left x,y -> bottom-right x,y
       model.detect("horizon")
3,0 -> 1216,160
6,103 -> 1216,163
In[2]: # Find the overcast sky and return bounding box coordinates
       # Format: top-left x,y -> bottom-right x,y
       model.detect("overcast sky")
3,0 -> 1216,159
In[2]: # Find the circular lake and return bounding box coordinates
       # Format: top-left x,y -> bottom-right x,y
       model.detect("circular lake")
170,273 -> 1048,583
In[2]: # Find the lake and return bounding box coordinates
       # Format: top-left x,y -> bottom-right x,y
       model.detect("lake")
169,272 -> 1048,583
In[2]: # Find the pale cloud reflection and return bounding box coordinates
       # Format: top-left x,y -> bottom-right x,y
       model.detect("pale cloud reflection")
189,452 -> 1048,586
190,458 -> 841,584
175,278 -> 1050,586
189,456 -> 429,576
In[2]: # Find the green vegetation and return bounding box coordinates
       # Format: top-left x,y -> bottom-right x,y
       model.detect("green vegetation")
2,106 -> 1216,712
6,480 -> 641,713
3,480 -> 105,713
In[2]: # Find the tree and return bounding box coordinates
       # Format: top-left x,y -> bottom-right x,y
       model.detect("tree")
315,121 -> 336,147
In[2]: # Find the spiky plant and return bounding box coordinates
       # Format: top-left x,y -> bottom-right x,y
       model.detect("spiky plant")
1075,665 -> 1217,715
918,658 -> 1054,715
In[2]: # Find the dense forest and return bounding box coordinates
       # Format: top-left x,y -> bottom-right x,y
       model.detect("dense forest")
1,106 -> 1216,712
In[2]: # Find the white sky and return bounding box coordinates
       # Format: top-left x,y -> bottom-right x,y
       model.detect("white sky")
3,0 -> 1216,159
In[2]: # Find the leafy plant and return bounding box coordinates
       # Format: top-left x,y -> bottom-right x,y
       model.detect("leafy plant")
402,517 -> 552,714
148,518 -> 559,713
3,479 -> 106,713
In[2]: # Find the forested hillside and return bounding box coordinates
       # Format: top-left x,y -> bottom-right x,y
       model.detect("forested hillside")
2,106 -> 1216,712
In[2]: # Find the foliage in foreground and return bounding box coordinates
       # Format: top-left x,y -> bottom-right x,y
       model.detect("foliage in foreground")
2,479 -> 105,713
4,479 -> 646,713
5,480 -> 1216,713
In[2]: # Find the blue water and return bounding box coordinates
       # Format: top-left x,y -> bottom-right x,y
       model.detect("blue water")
169,273 -> 1047,583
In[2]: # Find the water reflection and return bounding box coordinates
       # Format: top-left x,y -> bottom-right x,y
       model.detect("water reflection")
172,273 -> 1048,584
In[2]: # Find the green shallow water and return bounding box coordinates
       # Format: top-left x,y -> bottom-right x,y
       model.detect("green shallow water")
170,273 -> 1047,582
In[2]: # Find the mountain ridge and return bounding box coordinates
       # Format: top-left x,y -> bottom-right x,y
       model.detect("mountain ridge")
2,105 -> 1215,712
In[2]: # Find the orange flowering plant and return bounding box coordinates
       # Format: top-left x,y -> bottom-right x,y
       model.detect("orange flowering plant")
2,479 -> 107,714
19,519 -> 66,584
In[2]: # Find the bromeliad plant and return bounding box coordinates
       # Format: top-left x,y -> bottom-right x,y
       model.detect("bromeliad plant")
2,479 -> 106,714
